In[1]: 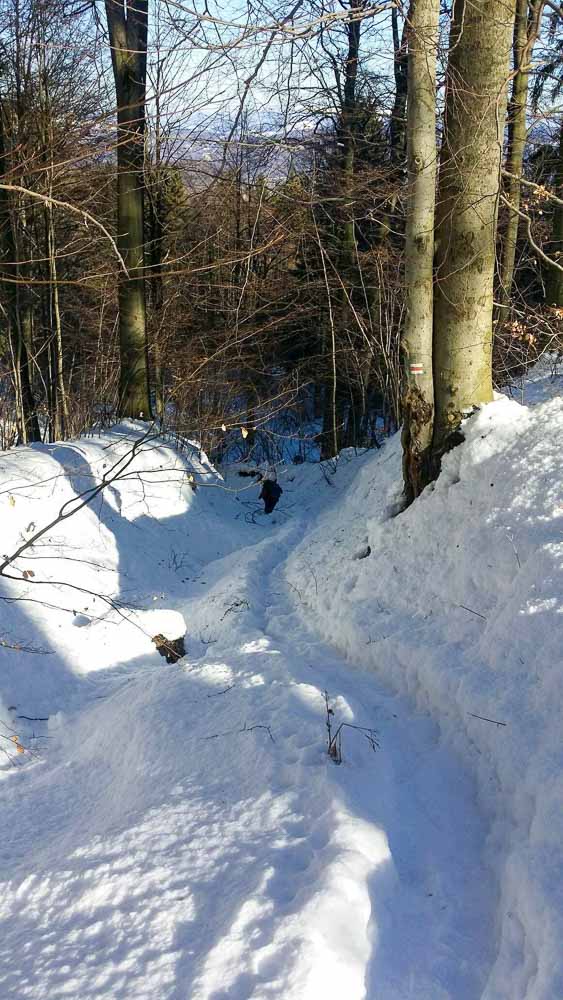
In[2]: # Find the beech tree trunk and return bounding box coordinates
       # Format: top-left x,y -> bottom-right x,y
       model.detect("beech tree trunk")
105,0 -> 152,419
401,0 -> 439,502
432,0 -> 516,458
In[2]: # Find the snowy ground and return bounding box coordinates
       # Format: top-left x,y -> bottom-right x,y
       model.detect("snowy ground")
506,351 -> 563,407
0,377 -> 561,998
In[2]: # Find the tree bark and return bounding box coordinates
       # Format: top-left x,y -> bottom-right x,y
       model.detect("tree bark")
401,0 -> 439,502
390,8 -> 409,166
320,1 -> 362,458
37,42 -> 68,440
340,1 -> 361,262
546,123 -> 563,307
105,0 -> 152,418
432,0 -> 516,459
497,0 -> 544,313
0,103 -> 41,443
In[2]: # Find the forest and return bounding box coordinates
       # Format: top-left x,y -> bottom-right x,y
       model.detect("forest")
0,3 -> 563,999
0,0 -> 560,487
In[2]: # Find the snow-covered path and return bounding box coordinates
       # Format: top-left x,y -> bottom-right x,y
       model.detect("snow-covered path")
249,521 -> 496,999
0,435 -> 498,999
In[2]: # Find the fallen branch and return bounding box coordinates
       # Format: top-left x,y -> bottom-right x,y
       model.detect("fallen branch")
0,636 -> 52,654
468,712 -> 507,727
204,721 -> 275,742
206,684 -> 235,698
457,604 -> 487,621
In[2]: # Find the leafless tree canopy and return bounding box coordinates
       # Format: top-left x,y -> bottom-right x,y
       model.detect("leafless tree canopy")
0,0 -> 560,479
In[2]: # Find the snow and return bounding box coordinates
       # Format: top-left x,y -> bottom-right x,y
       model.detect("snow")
505,351 -> 563,407
0,381 -> 562,998
286,395 -> 563,999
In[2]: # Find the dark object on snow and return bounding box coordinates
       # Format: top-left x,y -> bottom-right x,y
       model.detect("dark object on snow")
259,479 -> 283,514
152,633 -> 186,664
353,544 -> 371,560
238,468 -> 263,479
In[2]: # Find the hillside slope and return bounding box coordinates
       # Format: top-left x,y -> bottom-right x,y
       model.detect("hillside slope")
286,393 -> 563,999
0,388 -> 561,999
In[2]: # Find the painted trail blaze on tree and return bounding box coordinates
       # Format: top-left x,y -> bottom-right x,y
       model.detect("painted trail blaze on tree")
401,0 -> 440,502
105,0 -> 152,419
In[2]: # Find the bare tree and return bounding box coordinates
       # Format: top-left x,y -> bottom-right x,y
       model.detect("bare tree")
498,0 -> 545,313
431,0 -> 517,460
105,0 -> 151,418
401,0 -> 439,501
0,100 -> 41,443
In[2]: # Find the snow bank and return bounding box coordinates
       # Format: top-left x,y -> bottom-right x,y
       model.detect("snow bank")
286,395 -> 563,1000
0,421 -> 399,999
0,422 -> 241,710
1,400 -> 561,999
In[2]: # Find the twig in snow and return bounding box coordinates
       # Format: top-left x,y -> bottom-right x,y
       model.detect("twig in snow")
324,689 -> 334,749
206,684 -> 235,698
199,632 -> 218,645
505,530 -> 521,570
204,721 -> 275,742
286,579 -> 304,602
468,713 -> 507,727
220,599 -> 250,621
324,690 -> 379,764
0,636 -> 52,654
307,563 -> 318,595
457,604 -> 487,621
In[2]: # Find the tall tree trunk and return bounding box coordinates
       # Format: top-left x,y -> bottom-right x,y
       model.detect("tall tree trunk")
0,103 -> 40,443
497,0 -> 544,313
546,123 -> 563,307
146,164 -> 165,417
383,9 -> 409,240
45,201 -> 67,438
320,0 -> 361,458
401,0 -> 440,502
432,0 -> 516,459
389,8 -> 409,166
105,0 -> 152,418
340,1 -> 361,263
32,4 -> 67,440
37,46 -> 68,440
